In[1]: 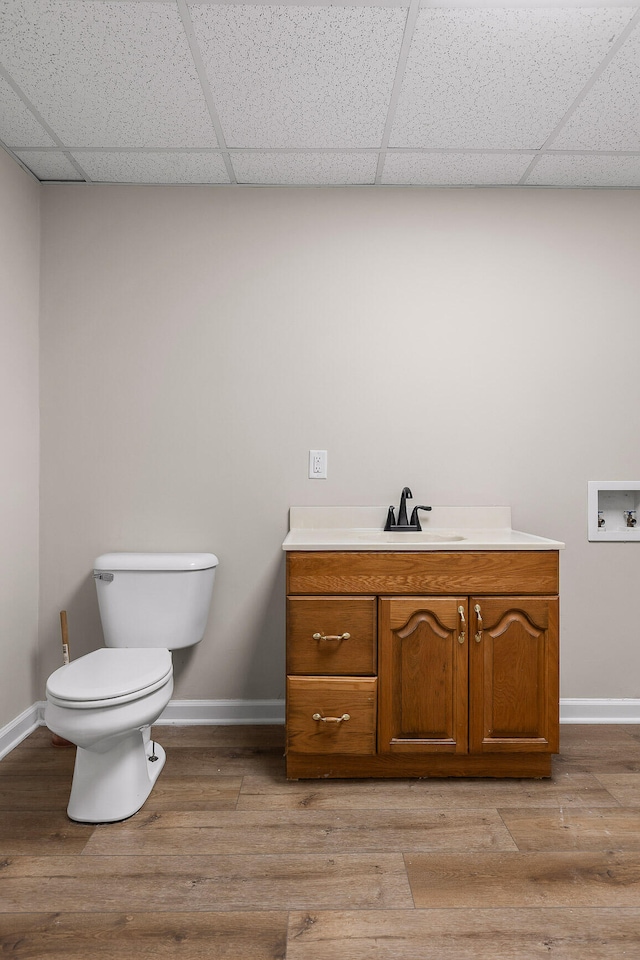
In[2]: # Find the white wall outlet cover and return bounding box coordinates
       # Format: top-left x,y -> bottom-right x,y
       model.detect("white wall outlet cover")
309,450 -> 327,479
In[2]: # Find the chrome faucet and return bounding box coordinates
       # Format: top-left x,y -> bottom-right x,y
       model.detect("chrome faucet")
384,487 -> 432,531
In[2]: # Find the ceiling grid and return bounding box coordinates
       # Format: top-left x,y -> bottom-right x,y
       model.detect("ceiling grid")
0,0 -> 639,187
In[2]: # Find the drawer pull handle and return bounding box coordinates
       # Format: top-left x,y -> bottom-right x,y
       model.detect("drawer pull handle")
458,605 -> 465,644
312,713 -> 350,724
474,603 -> 483,642
312,632 -> 351,642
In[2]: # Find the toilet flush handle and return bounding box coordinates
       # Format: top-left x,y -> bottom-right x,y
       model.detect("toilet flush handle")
93,572 -> 114,582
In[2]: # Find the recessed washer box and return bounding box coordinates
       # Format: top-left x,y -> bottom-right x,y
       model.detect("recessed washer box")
588,481 -> 640,541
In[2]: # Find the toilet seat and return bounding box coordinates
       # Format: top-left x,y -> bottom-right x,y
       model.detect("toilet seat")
46,648 -> 173,709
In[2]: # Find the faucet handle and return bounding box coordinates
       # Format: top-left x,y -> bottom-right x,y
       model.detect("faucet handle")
384,506 -> 396,531
409,505 -> 432,531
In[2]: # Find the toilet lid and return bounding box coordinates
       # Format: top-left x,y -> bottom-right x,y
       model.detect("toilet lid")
46,648 -> 172,702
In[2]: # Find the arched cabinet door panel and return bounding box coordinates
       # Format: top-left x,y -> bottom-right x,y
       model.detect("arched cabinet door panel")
378,597 -> 468,754
469,597 -> 559,754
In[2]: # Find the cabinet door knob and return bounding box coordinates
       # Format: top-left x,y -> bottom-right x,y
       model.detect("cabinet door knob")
312,713 -> 350,724
474,604 -> 483,642
457,605 -> 466,644
312,632 -> 351,642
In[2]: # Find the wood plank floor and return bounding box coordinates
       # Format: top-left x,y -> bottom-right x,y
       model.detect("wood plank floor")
2,724 -> 640,958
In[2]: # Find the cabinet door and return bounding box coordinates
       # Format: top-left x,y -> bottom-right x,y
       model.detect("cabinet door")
469,597 -> 559,754
378,597 -> 468,754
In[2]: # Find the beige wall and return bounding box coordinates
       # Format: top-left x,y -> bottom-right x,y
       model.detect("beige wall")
38,184 -> 640,702
0,149 -> 40,727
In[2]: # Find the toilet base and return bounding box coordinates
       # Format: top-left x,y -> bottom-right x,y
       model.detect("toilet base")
67,730 -> 166,823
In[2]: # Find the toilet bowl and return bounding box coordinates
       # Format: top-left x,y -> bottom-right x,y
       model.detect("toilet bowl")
44,552 -> 217,823
45,648 -> 174,822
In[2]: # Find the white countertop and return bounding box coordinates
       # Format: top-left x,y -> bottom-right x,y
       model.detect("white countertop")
282,506 -> 565,552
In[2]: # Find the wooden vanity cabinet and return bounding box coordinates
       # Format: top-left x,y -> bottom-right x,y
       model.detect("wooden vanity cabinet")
285,551 -> 559,779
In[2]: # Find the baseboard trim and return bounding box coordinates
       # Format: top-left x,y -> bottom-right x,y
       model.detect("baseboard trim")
0,703 -> 42,760
157,699 -> 640,726
156,699 -> 286,726
3,698 -> 640,761
560,698 -> 640,723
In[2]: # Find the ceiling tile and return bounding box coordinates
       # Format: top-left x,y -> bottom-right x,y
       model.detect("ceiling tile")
0,74 -> 56,147
389,7 -> 635,150
382,151 -> 533,185
0,0 -> 218,148
189,4 -> 407,148
527,154 -> 640,188
552,26 -> 640,151
71,151 -> 230,183
14,150 -> 82,180
232,151 -> 377,185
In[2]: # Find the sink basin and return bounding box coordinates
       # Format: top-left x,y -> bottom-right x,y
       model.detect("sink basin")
355,530 -> 466,544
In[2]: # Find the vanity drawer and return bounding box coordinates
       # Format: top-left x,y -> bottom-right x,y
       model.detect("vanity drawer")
287,677 -> 377,755
287,597 -> 376,675
287,551 -> 559,596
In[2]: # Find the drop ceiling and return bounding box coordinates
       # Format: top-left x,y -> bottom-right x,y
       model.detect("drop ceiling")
1,0 -> 640,187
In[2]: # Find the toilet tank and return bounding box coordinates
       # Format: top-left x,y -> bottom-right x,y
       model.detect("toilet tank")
93,553 -> 218,649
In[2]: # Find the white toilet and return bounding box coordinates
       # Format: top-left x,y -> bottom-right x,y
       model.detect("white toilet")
45,551 -> 218,823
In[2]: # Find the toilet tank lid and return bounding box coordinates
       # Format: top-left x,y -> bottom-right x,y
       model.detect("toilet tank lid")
94,552 -> 219,572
